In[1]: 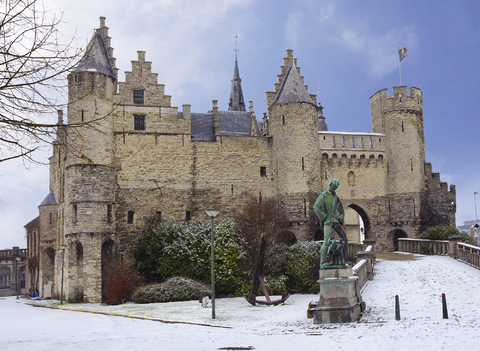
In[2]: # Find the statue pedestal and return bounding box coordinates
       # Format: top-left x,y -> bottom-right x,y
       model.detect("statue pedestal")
307,268 -> 365,324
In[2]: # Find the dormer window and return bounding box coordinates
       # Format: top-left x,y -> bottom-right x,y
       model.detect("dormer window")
134,90 -> 144,104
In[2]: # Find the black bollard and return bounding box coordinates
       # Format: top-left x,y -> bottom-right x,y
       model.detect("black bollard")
395,295 -> 401,320
442,293 -> 448,319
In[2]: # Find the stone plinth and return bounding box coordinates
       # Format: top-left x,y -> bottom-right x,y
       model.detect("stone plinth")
307,268 -> 365,324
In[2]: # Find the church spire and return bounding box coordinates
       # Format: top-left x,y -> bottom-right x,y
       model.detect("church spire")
228,36 -> 246,111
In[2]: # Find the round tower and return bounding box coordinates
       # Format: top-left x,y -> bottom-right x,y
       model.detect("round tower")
267,51 -> 321,240
370,86 -> 425,194
61,17 -> 118,302
369,86 -> 425,241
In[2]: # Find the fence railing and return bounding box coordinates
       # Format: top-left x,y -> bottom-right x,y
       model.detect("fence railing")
397,236 -> 480,270
398,238 -> 449,255
457,243 -> 480,268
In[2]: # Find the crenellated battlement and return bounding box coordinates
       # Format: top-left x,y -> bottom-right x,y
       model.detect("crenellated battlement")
424,162 -> 456,226
370,86 -> 422,115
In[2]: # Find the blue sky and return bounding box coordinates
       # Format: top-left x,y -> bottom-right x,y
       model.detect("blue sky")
1,0 -> 479,249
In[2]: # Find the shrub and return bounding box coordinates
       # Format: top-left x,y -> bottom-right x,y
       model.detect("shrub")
131,217 -> 244,296
131,277 -> 211,304
261,275 -> 288,295
104,262 -> 145,305
419,225 -> 477,246
284,241 -> 321,293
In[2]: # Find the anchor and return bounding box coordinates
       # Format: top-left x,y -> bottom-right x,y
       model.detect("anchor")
244,233 -> 290,306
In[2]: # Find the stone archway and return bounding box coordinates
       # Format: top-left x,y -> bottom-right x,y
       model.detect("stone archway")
346,204 -> 372,243
69,241 -> 84,302
41,247 -> 55,296
388,229 -> 408,251
101,239 -> 118,302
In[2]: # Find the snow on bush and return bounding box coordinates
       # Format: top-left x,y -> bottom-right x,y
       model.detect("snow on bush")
132,217 -> 244,296
131,277 -> 211,304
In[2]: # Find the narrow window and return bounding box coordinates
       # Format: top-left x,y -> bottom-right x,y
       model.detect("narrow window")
49,213 -> 52,225
127,211 -> 134,224
351,138 -> 354,147
259,192 -> 262,203
369,138 -> 373,149
134,115 -> 146,131
301,157 -> 305,170
360,137 -> 363,148
260,166 -> 267,177
231,184 -> 234,195
107,204 -> 112,223
282,115 -> 285,125
342,137 -> 345,148
81,110 -> 84,122
186,211 -> 191,222
133,90 -> 144,104
156,211 -> 162,219
402,121 -> 404,132
411,159 -> 413,171
73,204 -> 77,223
304,198 -> 307,217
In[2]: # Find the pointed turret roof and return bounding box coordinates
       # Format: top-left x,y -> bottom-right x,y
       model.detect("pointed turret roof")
228,58 -> 246,111
39,191 -> 56,207
269,62 -> 316,107
72,20 -> 116,79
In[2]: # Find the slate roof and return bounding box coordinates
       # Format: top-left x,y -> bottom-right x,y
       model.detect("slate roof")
191,113 -> 215,141
190,111 -> 254,141
39,191 -> 57,207
269,63 -> 316,107
72,33 -> 116,79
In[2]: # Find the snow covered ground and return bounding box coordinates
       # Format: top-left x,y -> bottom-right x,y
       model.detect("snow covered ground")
2,253 -> 480,350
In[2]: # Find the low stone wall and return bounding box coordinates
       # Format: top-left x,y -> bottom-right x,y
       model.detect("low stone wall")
352,245 -> 375,293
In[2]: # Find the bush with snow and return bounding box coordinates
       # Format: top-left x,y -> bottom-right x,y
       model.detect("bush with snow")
131,217 -> 244,296
131,277 -> 211,304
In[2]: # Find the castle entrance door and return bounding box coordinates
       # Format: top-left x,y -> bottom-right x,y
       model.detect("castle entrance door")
101,239 -> 118,302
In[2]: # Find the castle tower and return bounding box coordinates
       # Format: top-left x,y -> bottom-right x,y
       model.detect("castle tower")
370,86 -> 425,237
266,50 -> 321,240
228,55 -> 246,111
61,17 -> 118,302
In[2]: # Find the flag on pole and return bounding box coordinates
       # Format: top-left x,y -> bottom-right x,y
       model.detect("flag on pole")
398,47 -> 408,62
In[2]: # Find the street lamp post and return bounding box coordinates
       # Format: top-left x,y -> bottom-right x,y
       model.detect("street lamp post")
475,192 -> 479,244
205,209 -> 219,319
15,256 -> 21,299
60,244 -> 67,305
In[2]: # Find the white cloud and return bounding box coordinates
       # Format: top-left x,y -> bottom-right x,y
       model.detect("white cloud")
285,12 -> 301,47
311,2 -> 418,78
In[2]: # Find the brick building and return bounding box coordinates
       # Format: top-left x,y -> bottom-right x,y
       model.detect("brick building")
26,17 -> 455,302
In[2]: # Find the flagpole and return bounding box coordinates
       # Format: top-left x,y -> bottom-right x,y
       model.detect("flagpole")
398,47 -> 402,85
399,61 -> 402,85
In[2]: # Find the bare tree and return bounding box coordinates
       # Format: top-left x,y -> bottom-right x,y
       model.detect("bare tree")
0,0 -> 83,163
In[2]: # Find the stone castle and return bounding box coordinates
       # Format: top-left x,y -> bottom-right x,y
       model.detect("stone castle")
26,17 -> 455,302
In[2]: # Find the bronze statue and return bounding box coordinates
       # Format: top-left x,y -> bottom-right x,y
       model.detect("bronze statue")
313,178 -> 348,269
